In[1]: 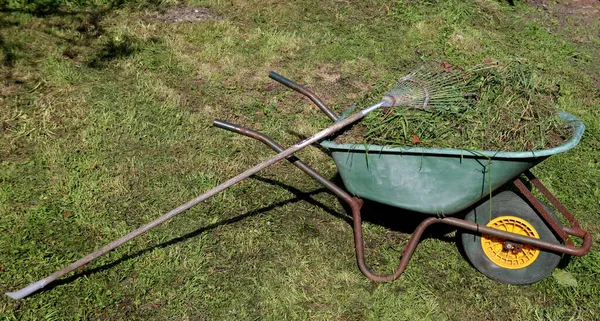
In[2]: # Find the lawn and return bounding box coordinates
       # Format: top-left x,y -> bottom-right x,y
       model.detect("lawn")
1,0 -> 599,319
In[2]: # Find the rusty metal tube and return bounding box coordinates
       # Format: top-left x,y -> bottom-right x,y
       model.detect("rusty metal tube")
514,171 -> 593,249
351,212 -> 593,283
513,177 -> 570,242
213,119 -> 354,204
442,217 -> 591,256
562,226 -> 586,238
525,170 -> 581,228
269,71 -> 339,121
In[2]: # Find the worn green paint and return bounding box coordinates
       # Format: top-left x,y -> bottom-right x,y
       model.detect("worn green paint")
320,112 -> 584,215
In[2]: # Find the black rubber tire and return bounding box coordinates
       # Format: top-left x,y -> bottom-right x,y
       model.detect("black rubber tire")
460,191 -> 563,285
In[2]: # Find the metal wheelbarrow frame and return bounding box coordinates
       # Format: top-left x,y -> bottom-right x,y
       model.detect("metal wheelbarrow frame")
214,72 -> 592,284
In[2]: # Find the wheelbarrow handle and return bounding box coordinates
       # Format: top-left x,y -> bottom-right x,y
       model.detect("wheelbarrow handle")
213,119 -> 353,204
268,71 -> 339,122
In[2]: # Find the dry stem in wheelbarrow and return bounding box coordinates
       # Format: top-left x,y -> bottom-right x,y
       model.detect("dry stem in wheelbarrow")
6,63 -> 492,300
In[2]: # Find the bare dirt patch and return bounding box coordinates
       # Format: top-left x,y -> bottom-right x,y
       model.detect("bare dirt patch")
527,0 -> 599,14
524,0 -> 600,86
315,64 -> 342,84
524,0 -> 600,32
150,6 -> 222,23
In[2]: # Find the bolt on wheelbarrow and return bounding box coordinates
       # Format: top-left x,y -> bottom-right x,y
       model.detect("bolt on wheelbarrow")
6,67 -> 592,300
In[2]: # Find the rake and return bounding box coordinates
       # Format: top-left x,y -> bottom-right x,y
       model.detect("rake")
6,62 -> 490,300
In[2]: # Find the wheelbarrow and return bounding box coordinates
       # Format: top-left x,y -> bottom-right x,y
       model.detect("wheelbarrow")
7,70 -> 593,299
214,72 -> 592,285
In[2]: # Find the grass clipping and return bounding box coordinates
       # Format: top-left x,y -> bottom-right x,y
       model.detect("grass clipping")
338,61 -> 571,151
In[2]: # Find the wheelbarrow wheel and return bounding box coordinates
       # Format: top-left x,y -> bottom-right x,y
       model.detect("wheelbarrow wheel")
460,191 -> 563,285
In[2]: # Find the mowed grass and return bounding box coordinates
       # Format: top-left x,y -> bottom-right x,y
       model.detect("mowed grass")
0,0 -> 599,319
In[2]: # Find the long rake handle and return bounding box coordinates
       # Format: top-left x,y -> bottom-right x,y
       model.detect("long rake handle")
6,103 -> 381,300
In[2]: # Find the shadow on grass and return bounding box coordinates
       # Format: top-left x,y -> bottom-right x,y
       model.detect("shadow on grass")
358,200 -> 459,242
33,171 -> 466,297
0,36 -> 19,68
37,175 -> 351,295
86,35 -> 141,69
0,1 -> 127,17
0,1 -> 157,72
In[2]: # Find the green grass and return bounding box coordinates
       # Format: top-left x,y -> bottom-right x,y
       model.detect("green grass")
354,60 -> 571,151
1,0 -> 599,320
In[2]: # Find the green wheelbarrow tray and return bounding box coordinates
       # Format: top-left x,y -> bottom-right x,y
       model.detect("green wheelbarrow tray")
320,111 -> 585,215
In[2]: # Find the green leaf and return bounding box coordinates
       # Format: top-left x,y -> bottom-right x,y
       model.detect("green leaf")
552,269 -> 578,287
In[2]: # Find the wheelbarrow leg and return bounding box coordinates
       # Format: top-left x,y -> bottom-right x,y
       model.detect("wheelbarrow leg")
348,199 -> 440,282
214,119 -> 425,282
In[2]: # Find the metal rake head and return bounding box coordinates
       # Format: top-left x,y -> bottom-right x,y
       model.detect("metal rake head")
380,62 -> 495,110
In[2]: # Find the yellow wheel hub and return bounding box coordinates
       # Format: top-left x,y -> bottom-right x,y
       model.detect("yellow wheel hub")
481,216 -> 540,269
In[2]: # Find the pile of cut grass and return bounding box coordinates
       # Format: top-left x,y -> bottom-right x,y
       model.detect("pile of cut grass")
337,60 -> 571,152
